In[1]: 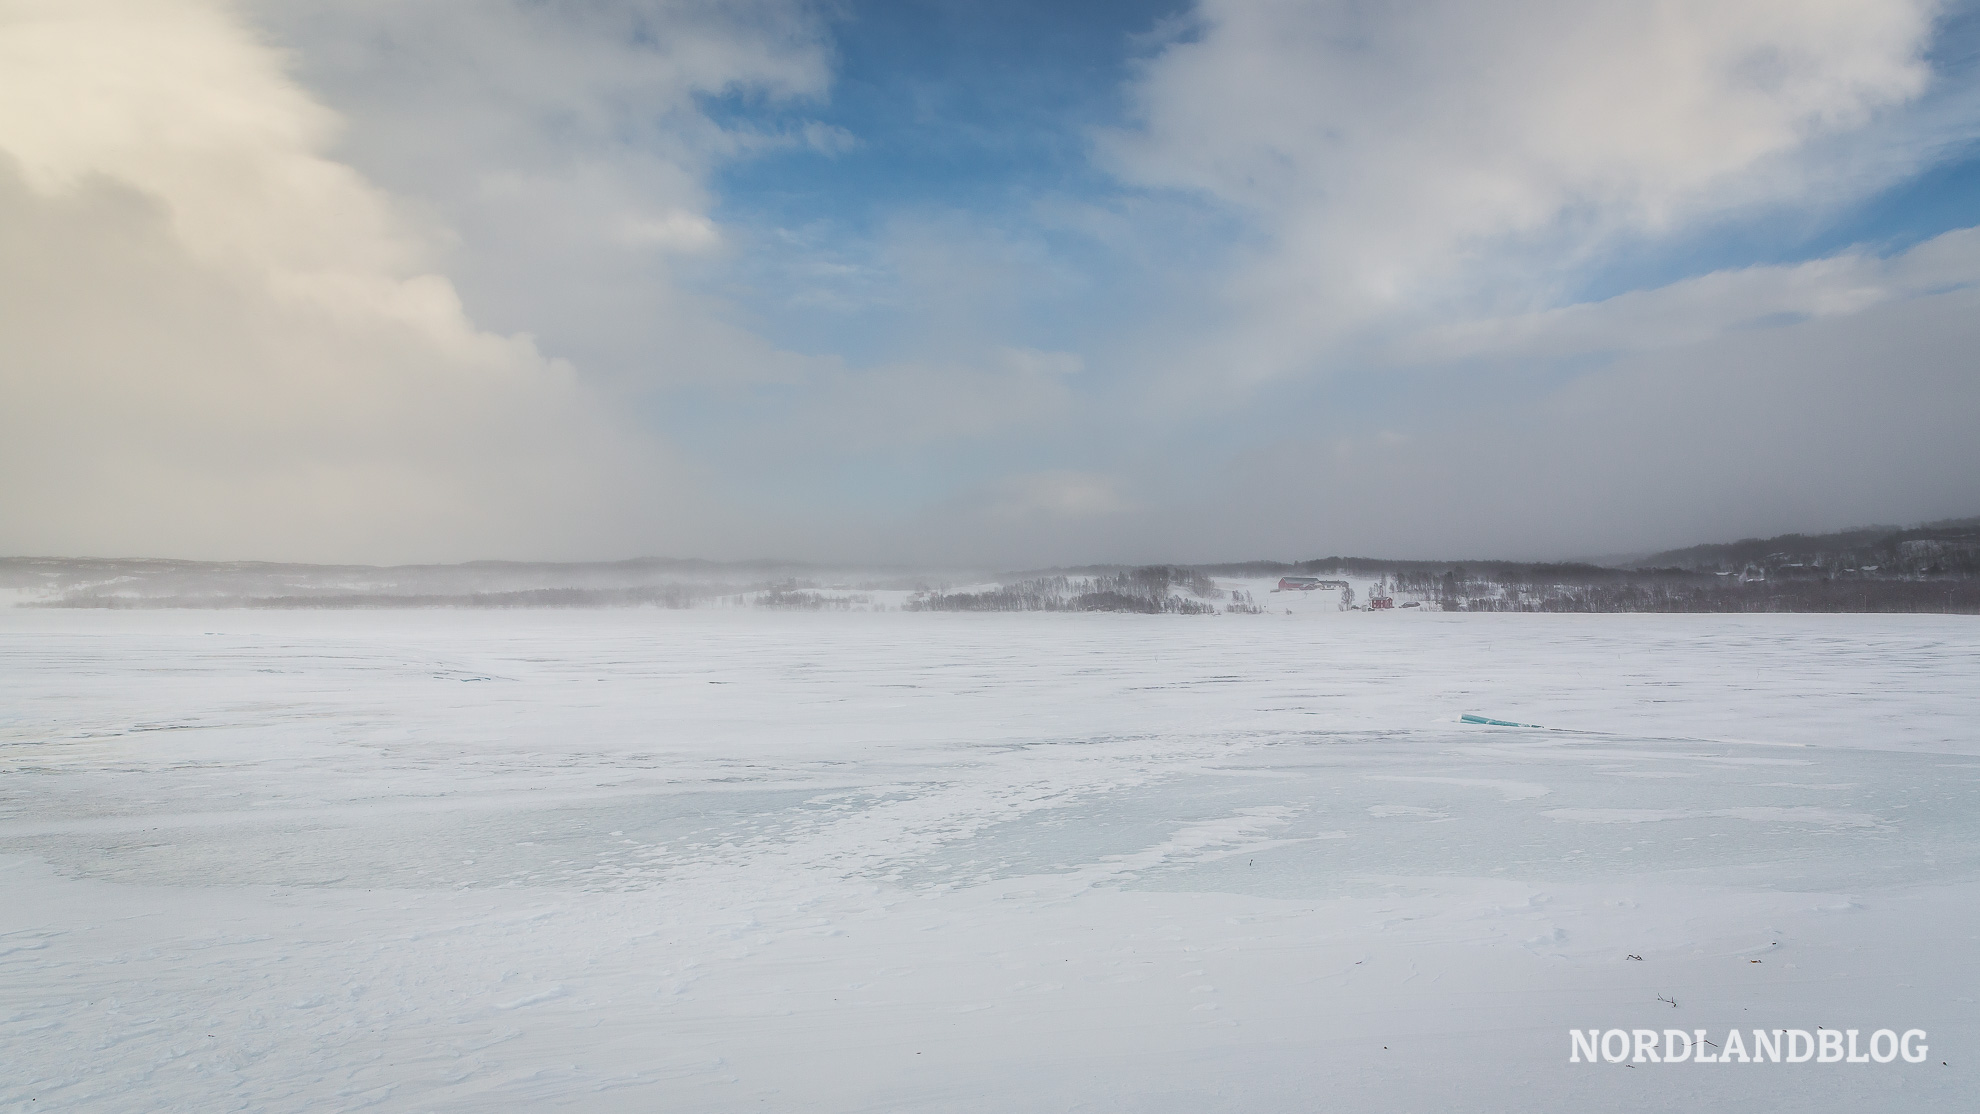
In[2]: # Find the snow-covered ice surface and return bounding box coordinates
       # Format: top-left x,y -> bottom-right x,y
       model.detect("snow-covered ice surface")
2,610 -> 1976,1112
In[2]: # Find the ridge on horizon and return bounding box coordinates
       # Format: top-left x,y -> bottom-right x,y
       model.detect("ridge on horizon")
6,512 -> 1977,574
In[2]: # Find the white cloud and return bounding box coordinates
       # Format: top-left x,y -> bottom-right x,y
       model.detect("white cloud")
3,0 -> 1972,566
0,0 -> 732,561
254,0 -> 835,390
0,0 -> 414,278
1145,278 -> 1980,560
1398,225 -> 1980,364
620,211 -> 724,253
0,0 -> 1159,565
1106,0 -> 1946,383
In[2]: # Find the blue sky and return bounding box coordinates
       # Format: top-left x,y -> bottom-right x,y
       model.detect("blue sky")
698,0 -> 1202,368
4,0 -> 1980,563
714,0 -> 1980,359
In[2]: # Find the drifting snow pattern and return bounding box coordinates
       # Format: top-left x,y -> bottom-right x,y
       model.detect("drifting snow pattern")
1,611 -> 1976,1111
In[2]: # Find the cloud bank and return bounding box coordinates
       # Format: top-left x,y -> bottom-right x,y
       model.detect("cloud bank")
0,0 -> 800,561
3,0 -> 1976,564
1107,0 -> 1946,382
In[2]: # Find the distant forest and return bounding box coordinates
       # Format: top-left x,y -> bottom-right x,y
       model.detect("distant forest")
6,517 -> 1976,614
908,568 -> 1237,615
935,516 -> 1980,615
1212,516 -> 1980,614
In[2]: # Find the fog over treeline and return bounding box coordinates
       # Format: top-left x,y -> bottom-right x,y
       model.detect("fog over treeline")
6,515 -> 1977,615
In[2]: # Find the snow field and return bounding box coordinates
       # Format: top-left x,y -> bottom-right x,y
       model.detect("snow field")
2,610 -> 1977,1111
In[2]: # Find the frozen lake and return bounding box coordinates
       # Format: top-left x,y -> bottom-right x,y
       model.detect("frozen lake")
3,610 -> 1977,1111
